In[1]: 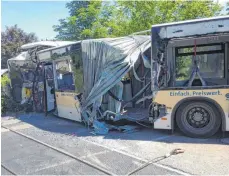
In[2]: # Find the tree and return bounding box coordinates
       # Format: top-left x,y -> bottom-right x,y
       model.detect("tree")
1,25 -> 38,69
115,1 -> 222,35
54,0 -> 223,40
53,1 -> 106,40
53,1 -> 89,40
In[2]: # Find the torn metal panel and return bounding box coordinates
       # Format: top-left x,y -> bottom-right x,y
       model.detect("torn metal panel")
77,36 -> 152,134
80,36 -> 151,124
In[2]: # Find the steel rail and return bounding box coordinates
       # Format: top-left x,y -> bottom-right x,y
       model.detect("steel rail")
1,125 -> 115,175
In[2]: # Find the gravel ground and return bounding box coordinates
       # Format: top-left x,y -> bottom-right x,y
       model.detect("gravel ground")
1,113 -> 229,175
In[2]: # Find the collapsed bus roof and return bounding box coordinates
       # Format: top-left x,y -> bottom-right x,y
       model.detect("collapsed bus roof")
151,15 -> 229,40
21,41 -> 77,50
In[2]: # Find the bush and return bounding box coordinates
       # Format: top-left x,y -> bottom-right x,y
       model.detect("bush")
1,74 -> 33,114
1,74 -> 10,87
1,75 -> 29,114
1,74 -> 10,113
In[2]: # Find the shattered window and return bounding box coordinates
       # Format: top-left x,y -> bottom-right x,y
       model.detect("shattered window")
71,47 -> 83,93
176,44 -> 225,81
53,43 -> 83,93
55,58 -> 75,91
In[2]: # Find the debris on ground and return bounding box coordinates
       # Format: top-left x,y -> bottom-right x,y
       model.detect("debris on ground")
91,120 -> 140,135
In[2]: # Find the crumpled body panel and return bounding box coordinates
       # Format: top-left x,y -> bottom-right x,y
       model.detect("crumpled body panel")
80,36 -> 151,132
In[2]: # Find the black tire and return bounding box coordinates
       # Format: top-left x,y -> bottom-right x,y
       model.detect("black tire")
176,101 -> 221,138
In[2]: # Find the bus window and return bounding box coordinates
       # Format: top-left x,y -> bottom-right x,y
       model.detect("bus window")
55,59 -> 75,91
175,44 -> 225,85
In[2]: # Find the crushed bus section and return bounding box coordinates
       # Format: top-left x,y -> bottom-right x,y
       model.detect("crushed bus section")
6,16 -> 229,138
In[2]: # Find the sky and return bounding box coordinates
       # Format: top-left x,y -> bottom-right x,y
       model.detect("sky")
1,0 -> 228,40
1,1 -> 70,40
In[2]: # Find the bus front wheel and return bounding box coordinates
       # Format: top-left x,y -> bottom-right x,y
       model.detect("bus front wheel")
176,101 -> 221,138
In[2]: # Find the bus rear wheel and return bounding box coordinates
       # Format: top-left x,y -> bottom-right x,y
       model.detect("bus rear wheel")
176,101 -> 221,138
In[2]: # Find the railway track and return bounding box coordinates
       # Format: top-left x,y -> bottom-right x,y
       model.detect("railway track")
1,164 -> 17,175
1,125 -> 115,175
1,124 -> 189,175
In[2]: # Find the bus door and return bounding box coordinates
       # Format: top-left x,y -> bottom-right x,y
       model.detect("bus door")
44,64 -> 55,113
53,58 -> 82,122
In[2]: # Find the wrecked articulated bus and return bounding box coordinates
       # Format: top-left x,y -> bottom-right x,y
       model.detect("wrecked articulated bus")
7,16 -> 229,138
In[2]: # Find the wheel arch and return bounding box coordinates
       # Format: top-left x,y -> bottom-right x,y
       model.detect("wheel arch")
171,96 -> 226,132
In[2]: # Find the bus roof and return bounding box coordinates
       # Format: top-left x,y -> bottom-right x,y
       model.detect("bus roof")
21,41 -> 77,50
151,15 -> 229,28
151,16 -> 229,39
